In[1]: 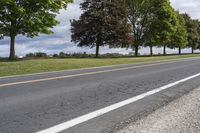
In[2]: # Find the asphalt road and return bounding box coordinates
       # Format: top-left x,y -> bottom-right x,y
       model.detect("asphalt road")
1,57 -> 200,133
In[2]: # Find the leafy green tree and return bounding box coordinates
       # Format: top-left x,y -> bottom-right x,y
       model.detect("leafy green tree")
71,0 -> 131,57
182,14 -> 200,54
149,0 -> 178,56
197,21 -> 200,50
169,12 -> 188,55
0,0 -> 72,59
126,0 -> 155,56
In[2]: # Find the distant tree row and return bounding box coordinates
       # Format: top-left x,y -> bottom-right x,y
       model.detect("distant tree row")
26,52 -> 48,58
71,0 -> 200,57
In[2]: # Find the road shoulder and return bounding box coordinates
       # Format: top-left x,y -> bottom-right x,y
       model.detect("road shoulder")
117,86 -> 200,133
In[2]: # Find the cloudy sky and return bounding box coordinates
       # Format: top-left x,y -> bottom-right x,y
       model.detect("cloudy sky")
0,0 -> 200,57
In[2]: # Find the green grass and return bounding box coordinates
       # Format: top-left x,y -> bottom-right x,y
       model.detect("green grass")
0,54 -> 199,77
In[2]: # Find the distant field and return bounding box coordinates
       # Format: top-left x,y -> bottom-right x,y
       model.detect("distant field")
0,54 -> 199,77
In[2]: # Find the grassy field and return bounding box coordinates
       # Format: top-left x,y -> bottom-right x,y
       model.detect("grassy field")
0,54 -> 199,77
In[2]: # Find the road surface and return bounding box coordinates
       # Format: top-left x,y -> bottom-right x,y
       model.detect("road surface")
0,57 -> 200,133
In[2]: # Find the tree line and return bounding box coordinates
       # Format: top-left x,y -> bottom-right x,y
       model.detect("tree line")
71,0 -> 200,57
24,52 -> 143,59
0,0 -> 200,60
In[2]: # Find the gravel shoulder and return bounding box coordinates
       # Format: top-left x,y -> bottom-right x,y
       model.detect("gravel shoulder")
117,87 -> 200,133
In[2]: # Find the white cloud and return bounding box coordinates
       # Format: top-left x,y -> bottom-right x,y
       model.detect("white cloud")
170,0 -> 200,19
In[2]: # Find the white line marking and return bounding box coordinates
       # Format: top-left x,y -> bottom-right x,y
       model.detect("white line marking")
36,72 -> 200,133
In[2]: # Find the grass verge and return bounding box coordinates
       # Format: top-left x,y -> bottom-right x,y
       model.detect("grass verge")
0,54 -> 199,77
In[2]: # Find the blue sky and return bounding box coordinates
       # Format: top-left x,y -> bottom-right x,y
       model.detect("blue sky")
0,0 -> 200,57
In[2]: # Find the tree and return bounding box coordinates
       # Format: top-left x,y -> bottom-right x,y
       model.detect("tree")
126,0 -> 155,56
71,0 -> 131,57
183,14 -> 200,53
197,21 -> 200,50
169,12 -> 188,55
149,0 -> 178,56
0,0 -> 72,59
0,34 -> 3,40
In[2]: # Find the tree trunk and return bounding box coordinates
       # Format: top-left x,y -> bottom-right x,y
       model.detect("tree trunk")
95,43 -> 100,58
9,35 -> 16,60
163,45 -> 166,56
178,46 -> 181,55
192,47 -> 194,54
135,45 -> 139,57
150,46 -> 153,56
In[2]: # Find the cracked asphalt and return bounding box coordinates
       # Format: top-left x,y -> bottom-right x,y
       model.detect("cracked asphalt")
0,57 -> 200,133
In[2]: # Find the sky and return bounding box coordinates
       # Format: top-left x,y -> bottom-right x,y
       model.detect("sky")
0,0 -> 200,57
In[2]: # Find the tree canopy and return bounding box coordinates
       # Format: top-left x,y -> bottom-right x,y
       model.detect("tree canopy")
149,0 -> 178,55
71,0 -> 131,57
169,12 -> 188,54
126,0 -> 183,56
126,0 -> 156,56
182,13 -> 200,53
0,0 -> 72,59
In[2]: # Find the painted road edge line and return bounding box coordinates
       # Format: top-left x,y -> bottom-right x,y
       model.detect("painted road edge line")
36,72 -> 200,133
